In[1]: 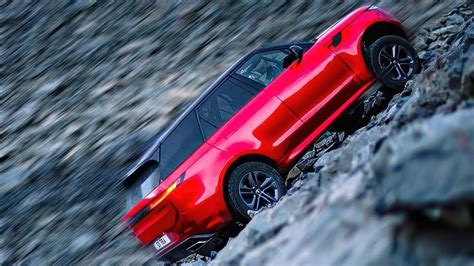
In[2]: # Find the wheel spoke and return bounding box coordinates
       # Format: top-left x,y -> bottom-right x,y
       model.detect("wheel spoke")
253,195 -> 261,210
259,194 -> 271,204
381,63 -> 395,77
394,66 -> 402,79
260,192 -> 277,203
398,56 -> 413,63
396,64 -> 407,78
249,194 -> 257,208
379,52 -> 391,61
247,172 -> 257,187
260,177 -> 274,190
392,44 -> 399,59
380,48 -> 392,60
240,185 -> 253,191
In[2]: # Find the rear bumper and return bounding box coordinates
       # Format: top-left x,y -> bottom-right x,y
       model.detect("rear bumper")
154,233 -> 222,262
131,202 -> 179,244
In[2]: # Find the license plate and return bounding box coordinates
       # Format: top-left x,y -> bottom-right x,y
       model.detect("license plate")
154,234 -> 171,251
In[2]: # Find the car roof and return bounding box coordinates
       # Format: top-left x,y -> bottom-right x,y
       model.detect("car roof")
154,41 -> 314,146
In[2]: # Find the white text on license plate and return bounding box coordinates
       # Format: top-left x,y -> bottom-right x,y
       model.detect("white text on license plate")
154,234 -> 171,251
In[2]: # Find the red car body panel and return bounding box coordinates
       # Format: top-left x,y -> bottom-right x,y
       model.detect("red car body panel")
123,5 -> 404,258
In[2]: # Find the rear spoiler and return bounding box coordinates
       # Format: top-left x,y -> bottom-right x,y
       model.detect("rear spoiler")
121,132 -> 163,186
122,162 -> 148,186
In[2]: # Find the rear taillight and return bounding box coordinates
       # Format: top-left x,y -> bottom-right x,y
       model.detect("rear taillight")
149,182 -> 178,209
150,173 -> 185,208
128,173 -> 185,227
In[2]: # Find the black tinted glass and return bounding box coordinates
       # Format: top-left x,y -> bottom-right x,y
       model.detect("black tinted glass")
126,164 -> 161,209
199,118 -> 218,140
236,50 -> 288,86
197,80 -> 254,139
160,112 -> 203,178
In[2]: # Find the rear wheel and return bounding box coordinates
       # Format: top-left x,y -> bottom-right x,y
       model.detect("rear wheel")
368,35 -> 419,89
226,162 -> 285,222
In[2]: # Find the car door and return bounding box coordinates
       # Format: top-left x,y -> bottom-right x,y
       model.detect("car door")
195,47 -> 307,145
195,48 -> 308,169
267,42 -> 362,134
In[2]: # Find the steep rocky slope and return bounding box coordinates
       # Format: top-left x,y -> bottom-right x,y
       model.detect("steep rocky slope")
1,1 -> 472,264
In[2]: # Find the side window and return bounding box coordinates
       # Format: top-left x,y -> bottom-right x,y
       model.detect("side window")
236,50 -> 289,86
197,80 -> 255,139
160,112 -> 203,178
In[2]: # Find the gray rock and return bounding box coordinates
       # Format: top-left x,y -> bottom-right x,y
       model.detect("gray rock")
374,109 -> 474,212
446,14 -> 465,25
241,207 -> 401,266
414,36 -> 428,50
70,231 -> 100,253
0,167 -> 30,195
214,188 -> 316,264
432,25 -> 460,36
462,49 -> 474,97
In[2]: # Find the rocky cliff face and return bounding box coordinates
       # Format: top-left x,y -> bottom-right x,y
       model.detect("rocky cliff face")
1,1 -> 472,264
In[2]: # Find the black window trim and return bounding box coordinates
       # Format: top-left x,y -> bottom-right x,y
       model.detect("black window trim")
191,42 -> 313,116
194,108 -> 208,141
197,111 -> 219,129
231,44 -> 313,91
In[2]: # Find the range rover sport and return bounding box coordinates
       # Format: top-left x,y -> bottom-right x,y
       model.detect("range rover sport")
122,4 -> 419,262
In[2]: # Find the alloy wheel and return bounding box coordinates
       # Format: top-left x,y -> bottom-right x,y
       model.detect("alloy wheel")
238,171 -> 281,211
378,43 -> 416,81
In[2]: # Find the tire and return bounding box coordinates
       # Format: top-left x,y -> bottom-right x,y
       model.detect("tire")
225,162 -> 286,222
368,35 -> 419,89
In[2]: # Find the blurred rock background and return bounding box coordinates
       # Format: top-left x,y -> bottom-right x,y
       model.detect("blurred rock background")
0,0 -> 472,264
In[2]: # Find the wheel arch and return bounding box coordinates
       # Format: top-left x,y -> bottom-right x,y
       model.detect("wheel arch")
222,153 -> 282,200
359,21 -> 407,75
221,153 -> 283,221
362,22 -> 407,48
224,154 -> 281,181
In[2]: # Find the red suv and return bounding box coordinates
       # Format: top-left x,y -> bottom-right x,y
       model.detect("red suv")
123,5 -> 418,261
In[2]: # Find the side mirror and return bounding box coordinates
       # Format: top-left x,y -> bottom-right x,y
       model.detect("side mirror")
282,45 -> 304,68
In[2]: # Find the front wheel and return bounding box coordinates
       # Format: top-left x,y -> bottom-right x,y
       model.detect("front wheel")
225,162 -> 286,222
368,35 -> 419,89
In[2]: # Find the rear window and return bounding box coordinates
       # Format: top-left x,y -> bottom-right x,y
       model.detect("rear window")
126,163 -> 161,209
159,111 -> 204,178
126,112 -> 204,208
